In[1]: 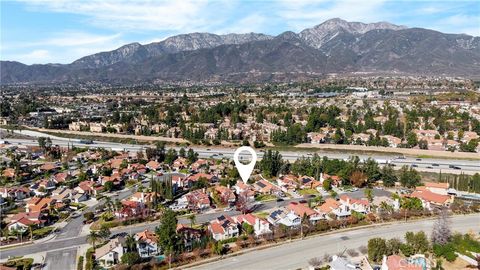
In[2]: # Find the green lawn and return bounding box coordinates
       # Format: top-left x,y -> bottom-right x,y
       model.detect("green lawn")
254,212 -> 269,219
255,194 -> 277,202
298,188 -> 319,195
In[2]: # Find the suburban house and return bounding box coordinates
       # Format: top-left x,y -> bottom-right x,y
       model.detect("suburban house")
277,175 -> 299,193
7,212 -> 45,232
146,160 -> 162,171
410,190 -> 452,210
95,237 -> 126,267
209,215 -> 239,241
182,190 -> 211,211
172,157 -> 188,170
176,224 -> 203,251
0,187 -> 30,201
129,192 -> 157,204
25,197 -> 58,213
233,180 -> 255,202
372,196 -> 400,213
286,202 -> 323,223
135,230 -> 159,258
319,173 -> 342,187
75,180 -> 101,196
234,213 -> 271,236
317,198 -> 351,219
339,195 -> 370,214
267,208 -> 301,228
213,185 -> 236,205
422,182 -> 449,195
297,176 -> 321,190
190,159 -> 209,172
253,179 -> 279,195
114,200 -> 146,219
187,173 -> 217,186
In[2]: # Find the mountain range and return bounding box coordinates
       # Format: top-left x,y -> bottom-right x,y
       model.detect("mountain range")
1,18 -> 479,85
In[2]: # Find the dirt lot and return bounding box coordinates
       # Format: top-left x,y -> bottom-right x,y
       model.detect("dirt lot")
295,143 -> 480,160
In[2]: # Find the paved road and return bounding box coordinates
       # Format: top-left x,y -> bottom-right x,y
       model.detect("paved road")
3,136 -> 480,174
188,214 -> 480,270
44,248 -> 78,270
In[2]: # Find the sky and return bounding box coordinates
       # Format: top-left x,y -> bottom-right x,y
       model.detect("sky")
1,0 -> 479,64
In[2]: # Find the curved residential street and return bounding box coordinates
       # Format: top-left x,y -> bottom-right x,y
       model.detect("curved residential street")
187,214 -> 480,270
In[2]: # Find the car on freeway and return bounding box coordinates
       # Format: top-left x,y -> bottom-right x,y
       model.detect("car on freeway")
426,166 -> 433,169
276,198 -> 284,202
432,163 -> 439,166
411,164 -> 418,167
453,166 -> 461,170
416,158 -> 422,161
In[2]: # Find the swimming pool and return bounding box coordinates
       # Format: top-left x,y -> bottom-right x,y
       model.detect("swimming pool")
408,256 -> 427,270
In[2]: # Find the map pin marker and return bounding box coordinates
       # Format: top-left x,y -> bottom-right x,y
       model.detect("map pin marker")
233,146 -> 257,183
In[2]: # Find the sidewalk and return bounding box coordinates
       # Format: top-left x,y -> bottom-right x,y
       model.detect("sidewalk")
0,232 -> 56,251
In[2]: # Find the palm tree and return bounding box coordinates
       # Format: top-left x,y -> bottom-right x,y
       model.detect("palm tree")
87,230 -> 101,251
125,234 -> 137,252
380,201 -> 393,214
104,196 -> 113,212
188,214 -> 196,227
98,227 -> 111,240
364,188 -> 373,202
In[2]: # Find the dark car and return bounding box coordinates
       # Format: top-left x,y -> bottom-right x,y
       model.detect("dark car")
411,164 -> 418,167
276,198 -> 284,202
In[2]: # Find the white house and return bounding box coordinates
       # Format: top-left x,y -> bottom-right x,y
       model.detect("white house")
209,215 -> 239,241
135,230 -> 160,258
267,208 -> 301,228
95,237 -> 126,267
234,213 -> 271,236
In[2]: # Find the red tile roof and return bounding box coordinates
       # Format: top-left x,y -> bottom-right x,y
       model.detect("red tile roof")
411,190 -> 450,204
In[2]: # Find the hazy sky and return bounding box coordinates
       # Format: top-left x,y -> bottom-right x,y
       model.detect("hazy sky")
1,0 -> 479,64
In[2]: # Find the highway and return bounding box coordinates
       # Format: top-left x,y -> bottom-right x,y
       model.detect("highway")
188,214 -> 480,270
2,130 -> 480,174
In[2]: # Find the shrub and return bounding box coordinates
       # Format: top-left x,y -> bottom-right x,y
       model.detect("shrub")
433,243 -> 457,262
368,238 -> 387,262
32,226 -> 54,239
4,258 -> 34,270
77,256 -> 84,270
121,252 -> 141,266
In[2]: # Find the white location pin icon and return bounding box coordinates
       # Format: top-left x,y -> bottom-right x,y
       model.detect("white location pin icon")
233,146 -> 257,183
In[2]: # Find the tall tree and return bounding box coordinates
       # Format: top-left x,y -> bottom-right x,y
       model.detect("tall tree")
431,208 -> 451,246
155,209 -> 179,267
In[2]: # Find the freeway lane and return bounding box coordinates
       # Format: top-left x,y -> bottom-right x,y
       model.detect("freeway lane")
188,214 -> 480,270
3,137 -> 480,174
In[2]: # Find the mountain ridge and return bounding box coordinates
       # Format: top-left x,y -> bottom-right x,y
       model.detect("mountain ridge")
2,18 -> 479,84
